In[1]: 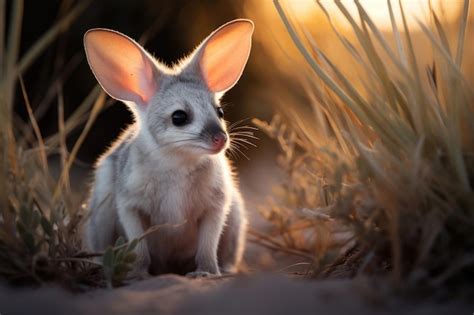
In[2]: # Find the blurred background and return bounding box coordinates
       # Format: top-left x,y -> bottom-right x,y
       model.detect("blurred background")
10,0 -> 473,271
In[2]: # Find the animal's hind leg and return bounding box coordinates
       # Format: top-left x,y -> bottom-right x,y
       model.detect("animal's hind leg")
217,191 -> 247,273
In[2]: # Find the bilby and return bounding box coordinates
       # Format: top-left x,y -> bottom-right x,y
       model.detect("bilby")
83,19 -> 253,277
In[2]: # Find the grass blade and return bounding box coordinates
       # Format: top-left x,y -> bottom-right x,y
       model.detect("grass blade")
431,10 -> 452,58
455,0 -> 470,66
3,0 -> 23,117
17,0 -> 91,74
0,0 -> 5,74
44,84 -> 102,151
18,76 -> 48,172
387,0 -> 407,68
273,0 -> 372,129
354,1 -> 410,78
53,91 -> 106,201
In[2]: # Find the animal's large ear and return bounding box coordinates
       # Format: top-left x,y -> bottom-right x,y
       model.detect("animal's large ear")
197,19 -> 254,93
84,29 -> 159,107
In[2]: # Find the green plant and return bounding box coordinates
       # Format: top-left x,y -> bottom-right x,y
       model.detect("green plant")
256,0 -> 474,289
102,237 -> 138,288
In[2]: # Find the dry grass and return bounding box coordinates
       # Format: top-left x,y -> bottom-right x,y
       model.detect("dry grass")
254,0 -> 474,290
0,0 -> 139,289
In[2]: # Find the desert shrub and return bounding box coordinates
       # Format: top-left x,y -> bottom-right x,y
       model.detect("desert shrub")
255,0 -> 474,289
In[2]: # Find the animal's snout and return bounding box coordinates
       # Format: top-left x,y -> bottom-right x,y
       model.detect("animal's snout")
203,122 -> 227,153
212,131 -> 227,151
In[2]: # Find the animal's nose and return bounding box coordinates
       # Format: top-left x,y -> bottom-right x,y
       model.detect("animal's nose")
212,131 -> 227,150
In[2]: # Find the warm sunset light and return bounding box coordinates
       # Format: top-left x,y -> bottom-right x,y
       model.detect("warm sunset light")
288,0 -> 462,30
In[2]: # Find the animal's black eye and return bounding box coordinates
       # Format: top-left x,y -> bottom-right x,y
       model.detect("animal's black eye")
172,110 -> 188,126
216,107 -> 224,119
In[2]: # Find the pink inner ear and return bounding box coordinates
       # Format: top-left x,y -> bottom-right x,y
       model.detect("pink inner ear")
84,30 -> 157,106
200,20 -> 253,93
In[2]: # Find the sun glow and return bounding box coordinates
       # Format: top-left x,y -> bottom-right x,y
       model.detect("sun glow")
287,0 -> 462,30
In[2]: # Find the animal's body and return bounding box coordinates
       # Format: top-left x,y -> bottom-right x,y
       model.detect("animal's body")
83,20 -> 253,277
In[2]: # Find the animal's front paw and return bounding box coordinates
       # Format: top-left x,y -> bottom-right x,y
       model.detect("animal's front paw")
220,265 -> 237,275
186,270 -> 220,278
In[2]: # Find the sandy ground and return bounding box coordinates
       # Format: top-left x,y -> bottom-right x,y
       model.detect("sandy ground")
1,274 -> 471,315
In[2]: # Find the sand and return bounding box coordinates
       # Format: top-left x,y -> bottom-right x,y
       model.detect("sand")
0,274 -> 471,315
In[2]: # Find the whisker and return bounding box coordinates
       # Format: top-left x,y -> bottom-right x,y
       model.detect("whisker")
230,125 -> 258,131
230,130 -> 255,135
230,133 -> 260,141
227,117 -> 251,130
232,138 -> 257,148
226,147 -> 238,160
230,130 -> 257,135
232,145 -> 250,160
231,140 -> 250,150
229,125 -> 259,133
233,136 -> 259,142
228,143 -> 242,158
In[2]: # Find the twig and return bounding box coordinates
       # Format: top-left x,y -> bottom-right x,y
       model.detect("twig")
74,221 -> 187,258
277,262 -> 312,273
249,228 -> 315,261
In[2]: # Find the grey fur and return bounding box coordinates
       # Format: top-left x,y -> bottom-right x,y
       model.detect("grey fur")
83,22 -> 251,278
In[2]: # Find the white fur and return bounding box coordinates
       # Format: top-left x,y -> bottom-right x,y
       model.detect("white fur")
83,20 -> 253,277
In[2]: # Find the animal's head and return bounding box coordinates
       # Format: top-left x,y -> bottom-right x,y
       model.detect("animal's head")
84,19 -> 254,156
